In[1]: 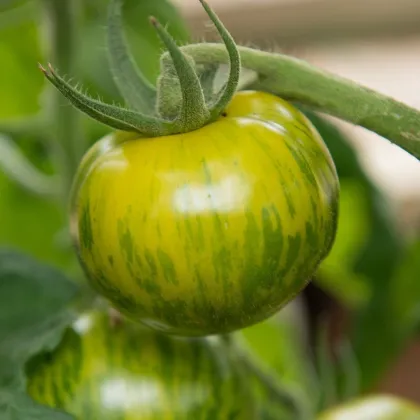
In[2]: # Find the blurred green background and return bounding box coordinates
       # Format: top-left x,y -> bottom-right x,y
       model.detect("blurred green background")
1,0 -> 420,416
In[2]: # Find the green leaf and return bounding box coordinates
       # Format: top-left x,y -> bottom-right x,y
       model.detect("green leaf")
351,238 -> 420,390
0,0 -> 29,13
106,0 -> 157,112
0,391 -> 72,420
317,180 -> 371,307
0,249 -> 79,363
0,171 -> 75,272
0,249 -> 79,419
391,239 -> 420,330
303,110 -> 416,391
0,13 -> 44,118
0,8 -> 67,272
237,300 -> 318,418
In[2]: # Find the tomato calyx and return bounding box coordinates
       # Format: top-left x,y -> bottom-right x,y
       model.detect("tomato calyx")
39,0 -> 241,138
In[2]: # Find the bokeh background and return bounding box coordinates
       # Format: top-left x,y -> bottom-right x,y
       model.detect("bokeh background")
1,0 -> 420,413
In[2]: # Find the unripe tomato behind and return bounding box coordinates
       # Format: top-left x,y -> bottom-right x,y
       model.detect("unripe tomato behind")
26,310 -> 256,419
70,90 -> 339,336
318,395 -> 420,419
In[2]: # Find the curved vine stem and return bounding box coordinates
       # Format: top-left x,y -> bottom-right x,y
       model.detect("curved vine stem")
0,115 -> 47,141
0,134 -> 59,197
222,335 -> 314,420
174,43 -> 420,161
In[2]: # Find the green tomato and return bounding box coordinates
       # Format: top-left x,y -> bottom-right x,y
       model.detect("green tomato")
318,395 -> 420,420
26,309 -> 256,420
70,90 -> 339,336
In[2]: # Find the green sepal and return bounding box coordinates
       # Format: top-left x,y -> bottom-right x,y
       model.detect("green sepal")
107,0 -> 157,113
0,248 -> 80,419
40,64 -> 173,137
198,0 -> 241,120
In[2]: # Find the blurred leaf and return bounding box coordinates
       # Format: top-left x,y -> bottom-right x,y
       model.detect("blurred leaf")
302,110 -> 407,391
123,0 -> 190,82
314,322 -> 337,412
0,248 -> 79,364
335,339 -> 360,404
317,180 -> 371,306
0,171 -> 75,271
0,0 -> 29,14
0,9 -> 44,118
349,191 -> 404,390
0,391 -> 72,420
351,238 -> 420,390
0,121 -> 74,273
237,299 -> 318,418
391,239 -> 420,330
0,248 -> 78,419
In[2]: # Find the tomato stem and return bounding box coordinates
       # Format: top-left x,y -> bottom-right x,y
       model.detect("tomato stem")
0,133 -> 59,197
175,43 -> 420,161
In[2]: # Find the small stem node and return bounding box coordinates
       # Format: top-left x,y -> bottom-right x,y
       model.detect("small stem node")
152,16 -> 209,131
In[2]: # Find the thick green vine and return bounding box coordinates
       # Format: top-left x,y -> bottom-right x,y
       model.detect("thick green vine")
173,43 -> 420,160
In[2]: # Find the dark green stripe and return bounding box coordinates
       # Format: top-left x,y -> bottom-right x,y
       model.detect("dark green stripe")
156,249 -> 178,286
80,201 -> 94,251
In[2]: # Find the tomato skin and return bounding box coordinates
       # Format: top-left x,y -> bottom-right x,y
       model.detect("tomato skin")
318,395 -> 420,419
26,310 -> 256,420
70,90 -> 339,336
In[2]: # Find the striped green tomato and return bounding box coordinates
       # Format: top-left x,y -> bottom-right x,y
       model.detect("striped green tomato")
26,309 -> 256,420
70,90 -> 339,336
